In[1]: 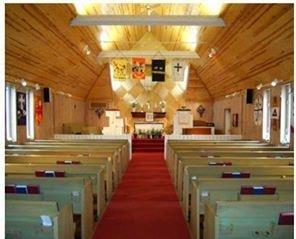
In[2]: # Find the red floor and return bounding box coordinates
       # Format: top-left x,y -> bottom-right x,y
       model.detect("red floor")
93,152 -> 191,239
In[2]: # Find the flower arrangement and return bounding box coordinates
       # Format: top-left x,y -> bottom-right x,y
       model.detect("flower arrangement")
134,128 -> 163,139
159,100 -> 166,112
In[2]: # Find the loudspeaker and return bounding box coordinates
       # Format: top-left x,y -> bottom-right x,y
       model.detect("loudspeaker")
246,89 -> 253,104
43,88 -> 51,102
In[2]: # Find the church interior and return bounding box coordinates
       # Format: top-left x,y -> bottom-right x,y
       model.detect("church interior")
4,2 -> 294,239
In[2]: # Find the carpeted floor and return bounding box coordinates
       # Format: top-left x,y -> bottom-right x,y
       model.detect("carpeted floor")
93,152 -> 191,239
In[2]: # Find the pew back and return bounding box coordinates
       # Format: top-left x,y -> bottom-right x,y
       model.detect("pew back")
6,176 -> 93,239
6,163 -> 105,218
6,200 -> 75,239
204,201 -> 293,239
190,178 -> 293,239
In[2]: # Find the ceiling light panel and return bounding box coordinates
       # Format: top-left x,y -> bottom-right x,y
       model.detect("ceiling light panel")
71,15 -> 225,27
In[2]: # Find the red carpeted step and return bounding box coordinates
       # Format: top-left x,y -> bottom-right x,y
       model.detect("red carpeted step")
132,138 -> 165,153
93,152 -> 191,239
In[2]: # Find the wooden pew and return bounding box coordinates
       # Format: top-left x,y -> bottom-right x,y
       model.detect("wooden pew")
166,140 -> 274,164
5,163 -> 105,219
13,140 -> 129,170
204,201 -> 293,239
6,154 -> 114,200
6,148 -> 121,187
6,176 -> 93,239
176,157 -> 293,197
182,165 -> 293,220
168,150 -> 293,176
25,139 -> 130,170
190,178 -> 293,239
6,200 -> 75,239
7,143 -> 124,172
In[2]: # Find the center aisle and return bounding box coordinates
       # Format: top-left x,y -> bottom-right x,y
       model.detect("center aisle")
93,152 -> 191,239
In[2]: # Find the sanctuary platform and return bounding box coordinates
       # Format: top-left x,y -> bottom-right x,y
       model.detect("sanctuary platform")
132,138 -> 164,152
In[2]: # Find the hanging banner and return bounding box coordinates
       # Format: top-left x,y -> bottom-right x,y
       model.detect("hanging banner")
132,57 -> 145,80
152,59 -> 166,82
17,92 -> 26,125
35,95 -> 43,125
172,59 -> 187,81
111,58 -> 127,81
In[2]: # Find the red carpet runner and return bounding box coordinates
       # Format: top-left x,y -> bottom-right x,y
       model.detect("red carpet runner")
93,152 -> 191,239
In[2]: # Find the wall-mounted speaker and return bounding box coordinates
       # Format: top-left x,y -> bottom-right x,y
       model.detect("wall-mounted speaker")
246,89 -> 253,104
43,88 -> 51,103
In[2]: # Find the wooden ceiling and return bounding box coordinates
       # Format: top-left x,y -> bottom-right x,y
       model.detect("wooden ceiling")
5,4 -> 293,100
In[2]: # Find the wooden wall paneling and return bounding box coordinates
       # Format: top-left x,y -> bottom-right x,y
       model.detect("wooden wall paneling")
53,94 -> 86,134
213,95 -> 243,135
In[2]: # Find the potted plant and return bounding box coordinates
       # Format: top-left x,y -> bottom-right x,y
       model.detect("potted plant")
138,129 -> 142,139
151,128 -> 156,139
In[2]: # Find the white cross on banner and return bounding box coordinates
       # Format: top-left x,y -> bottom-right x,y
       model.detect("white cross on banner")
172,59 -> 187,82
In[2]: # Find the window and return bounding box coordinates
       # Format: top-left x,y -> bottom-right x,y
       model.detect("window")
262,89 -> 271,141
26,89 -> 34,139
280,84 -> 292,144
5,85 -> 17,142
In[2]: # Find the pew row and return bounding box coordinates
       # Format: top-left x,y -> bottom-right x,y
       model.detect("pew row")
176,157 -> 293,197
182,165 -> 293,220
5,164 -> 105,219
6,155 -> 113,200
168,150 -> 293,176
189,178 -> 293,239
6,176 -> 93,239
8,142 -> 129,173
204,201 -> 293,239
6,148 -> 121,187
6,200 -> 75,239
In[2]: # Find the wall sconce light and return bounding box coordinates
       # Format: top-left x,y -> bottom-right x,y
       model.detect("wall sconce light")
271,79 -> 278,87
21,79 -> 27,87
208,48 -> 217,58
256,83 -> 263,90
83,45 -> 91,55
35,84 -> 40,90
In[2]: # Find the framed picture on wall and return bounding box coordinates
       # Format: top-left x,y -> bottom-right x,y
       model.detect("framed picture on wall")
145,112 -> 154,122
232,113 -> 239,127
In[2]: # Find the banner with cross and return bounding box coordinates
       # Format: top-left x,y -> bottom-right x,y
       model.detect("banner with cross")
17,92 -> 26,125
172,59 -> 187,82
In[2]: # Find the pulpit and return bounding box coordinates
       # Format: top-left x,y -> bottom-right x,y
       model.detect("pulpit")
173,110 -> 193,134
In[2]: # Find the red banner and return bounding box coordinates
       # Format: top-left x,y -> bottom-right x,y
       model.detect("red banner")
132,57 -> 145,80
35,95 -> 43,125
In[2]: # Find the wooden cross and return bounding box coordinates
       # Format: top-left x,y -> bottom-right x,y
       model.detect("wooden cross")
174,62 -> 182,72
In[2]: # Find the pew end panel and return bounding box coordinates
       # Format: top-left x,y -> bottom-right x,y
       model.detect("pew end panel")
204,201 -> 293,239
